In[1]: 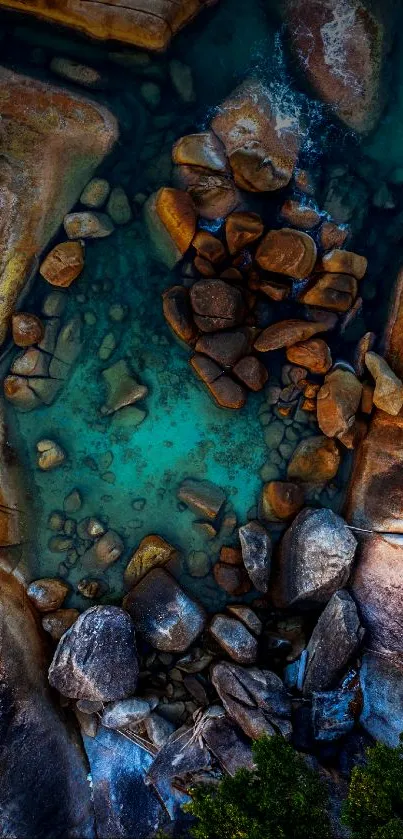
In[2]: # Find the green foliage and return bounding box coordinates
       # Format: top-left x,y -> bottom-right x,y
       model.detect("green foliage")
343,739 -> 403,839
184,735 -> 331,839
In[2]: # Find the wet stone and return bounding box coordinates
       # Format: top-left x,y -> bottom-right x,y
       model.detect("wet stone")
42,609 -> 80,642
83,530 -> 124,570
259,481 -> 304,522
12,313 -> 44,347
101,697 -> 152,730
124,534 -> 177,588
287,436 -> 341,483
256,228 -> 317,279
50,57 -> 103,88
106,186 -> 132,225
321,249 -> 367,280
280,199 -> 321,230
213,562 -> 251,596
64,211 -> 114,239
102,360 -> 148,415
178,478 -> 226,522
211,661 -> 292,740
162,285 -> 197,345
226,605 -> 262,636
48,606 -> 139,701
286,339 -> 332,375
195,330 -> 249,368
27,578 -> 69,613
238,520 -> 272,593
63,489 -> 82,514
77,579 -> 104,599
210,615 -> 258,664
190,279 -> 244,332
225,211 -> 264,255
365,351 -> 403,415
317,370 -> 362,440
300,272 -> 357,313
80,177 -> 110,208
193,230 -> 226,265
254,319 -> 330,353
36,439 -> 66,471
232,355 -> 268,391
40,241 -> 84,288
145,713 -> 176,748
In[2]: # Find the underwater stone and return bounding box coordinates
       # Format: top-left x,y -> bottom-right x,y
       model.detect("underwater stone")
365,351 -> 403,415
256,228 -> 317,279
317,369 -> 362,439
123,568 -> 206,653
211,662 -> 292,740
98,332 -> 117,361
178,478 -> 226,521
259,481 -> 304,522
53,316 -> 83,365
144,187 -> 196,269
195,330 -> 249,368
42,608 -> 80,641
80,177 -> 110,208
162,285 -> 198,345
287,435 -> 341,483
303,591 -> 364,695
254,318 -> 330,353
210,615 -> 258,664
11,347 -> 49,378
212,78 -> 301,192
64,211 -> 115,239
213,562 -> 251,596
64,489 -> 82,514
49,606 -> 138,701
3,376 -> 40,412
36,439 -> 66,471
83,530 -> 124,570
280,199 -> 321,230
286,338 -> 332,374
50,56 -> 103,88
124,534 -> 177,588
101,697 -> 152,730
12,312 -> 44,347
190,279 -> 244,332
232,355 -> 268,391
274,508 -> 357,608
106,186 -> 132,225
40,241 -> 85,288
239,520 -> 272,593
225,211 -> 264,254
27,578 -> 70,613
102,359 -> 148,415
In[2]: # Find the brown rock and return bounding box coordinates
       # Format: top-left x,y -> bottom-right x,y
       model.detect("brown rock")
172,132 -> 228,172
256,228 -> 316,279
190,279 -> 244,332
27,578 -> 70,613
195,330 -> 250,367
213,562 -> 251,595
0,0 -> 217,51
280,199 -> 321,229
178,478 -> 226,521
365,351 -> 403,415
384,267 -> 403,379
287,435 -> 341,483
145,187 -> 196,268
190,353 -> 247,409
39,241 -> 84,288
254,318 -> 329,352
0,66 -> 116,345
162,285 -> 198,345
301,397 -> 316,412
221,268 -> 243,282
212,79 -> 301,192
42,609 -> 80,641
354,330 -> 376,377
286,338 -> 332,374
300,272 -> 357,312
220,546 -> 243,565
317,369 -> 363,439
249,276 -> 290,302
194,256 -> 215,277
84,530 -> 124,570
232,355 -> 268,391
225,211 -> 264,255
3,376 -> 41,412
175,165 -> 240,220
319,222 -> 349,252
193,230 -> 226,264
124,534 -> 177,588
285,0 -> 384,133
259,481 -> 304,522
12,313 -> 44,347
321,249 -> 368,280
361,382 -> 374,415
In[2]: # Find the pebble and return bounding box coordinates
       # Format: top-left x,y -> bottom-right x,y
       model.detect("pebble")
140,81 -> 161,107
108,303 -> 127,322
63,489 -> 82,514
80,178 -> 110,209
98,332 -> 117,361
169,59 -> 195,103
50,56 -> 103,88
48,511 -> 65,531
37,439 -> 66,471
84,311 -> 97,325
106,186 -> 132,225
64,212 -> 115,239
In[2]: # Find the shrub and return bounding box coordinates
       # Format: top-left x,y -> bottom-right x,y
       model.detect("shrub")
343,738 -> 403,839
184,735 -> 331,839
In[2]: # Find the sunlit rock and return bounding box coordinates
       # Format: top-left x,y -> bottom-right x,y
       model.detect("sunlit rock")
256,228 -> 317,278
259,481 -> 304,522
286,338 -> 332,374
144,187 -> 197,268
365,351 -> 403,415
303,591 -> 364,695
317,369 -> 362,439
40,241 -> 85,288
287,435 -> 341,483
300,272 -> 358,312
28,578 -> 70,613
280,200 -> 322,230
321,248 -> 367,279
254,318 -> 330,352
124,534 -> 177,588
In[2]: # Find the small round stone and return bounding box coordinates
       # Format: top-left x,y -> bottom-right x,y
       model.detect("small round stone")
80,178 -> 110,209
12,313 -> 44,347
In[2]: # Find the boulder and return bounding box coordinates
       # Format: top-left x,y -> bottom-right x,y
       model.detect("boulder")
287,436 -> 341,483
190,279 -> 244,332
124,534 -> 177,588
80,178 -> 110,208
193,230 -> 226,264
280,199 -> 321,229
259,481 -> 304,521
212,79 -> 301,191
163,285 -> 198,345
102,360 -> 148,416
225,211 -> 264,254
0,0 -> 218,50
365,351 -> 403,415
178,478 -> 226,521
190,354 -> 247,409
202,715 -> 254,774
36,439 -> 66,471
211,661 -> 292,740
195,330 -> 250,368
209,615 -> 258,664
317,369 -> 362,439
312,683 -> 359,741
256,229 -> 317,279
64,211 -> 114,239
321,249 -> 367,280
123,568 -> 206,652
274,508 -> 357,608
0,66 -> 117,345
48,606 -> 139,701
299,272 -> 358,312
284,0 -> 385,133
172,131 -> 240,219
254,319 -> 330,352
27,578 -> 69,613
238,520 -> 272,592
232,355 -> 269,391
144,187 -> 196,269
12,313 -> 44,347
360,653 -> 403,746
319,222 -> 349,251
286,339 -> 332,374
303,591 -> 364,694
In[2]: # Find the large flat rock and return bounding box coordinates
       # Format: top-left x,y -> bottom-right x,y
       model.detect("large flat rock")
0,0 -> 218,50
0,66 -> 117,345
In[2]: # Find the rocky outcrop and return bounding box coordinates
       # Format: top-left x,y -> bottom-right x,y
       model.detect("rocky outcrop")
0,66 -> 117,346
0,0 -> 218,51
0,567 -> 94,838
283,0 -> 385,133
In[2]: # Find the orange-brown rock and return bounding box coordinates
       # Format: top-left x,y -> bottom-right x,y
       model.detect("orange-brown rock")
365,351 -> 403,415
284,0 -> 385,133
361,382 -> 374,415
321,249 -> 368,280
249,275 -> 290,302
225,211 -> 264,255
287,435 -> 341,483
259,481 -> 304,521
42,608 -> 80,641
0,0 -> 218,51
286,338 -> 332,374
172,132 -> 228,172
162,285 -> 198,345
27,578 -> 69,613
337,417 -> 368,450
317,369 -> 362,439
194,256 -> 215,277
319,222 -> 349,252
354,330 -> 376,377
220,546 -> 243,565
4,376 -> 41,412
254,318 -> 330,353
193,230 -> 226,264
124,534 -> 177,589
190,353 -> 246,409
213,562 -> 251,595
195,329 -> 250,367
190,279 -> 244,332
280,200 -> 321,230
304,381 -> 320,399
384,267 -> 403,379
174,165 -> 240,219
212,79 -> 301,192
256,228 -> 317,279
232,355 -> 268,391
221,268 -> 244,283
40,241 -> 84,287
299,272 -> 357,312
12,313 -> 44,348
145,187 -> 197,268
301,397 -> 316,412
0,67 -> 116,346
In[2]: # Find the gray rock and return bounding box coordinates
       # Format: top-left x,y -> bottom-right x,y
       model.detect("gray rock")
146,724 -> 212,790
106,186 -> 132,225
64,211 -> 114,239
360,653 -> 403,746
202,715 -> 254,774
238,520 -> 272,592
49,605 -> 139,701
312,684 -> 359,742
211,661 -> 292,740
82,530 -> 124,570
210,615 -> 257,664
123,568 -> 206,652
145,712 -> 176,748
53,316 -> 83,365
275,508 -> 357,607
226,604 -> 262,636
102,698 -> 152,730
303,591 -> 364,695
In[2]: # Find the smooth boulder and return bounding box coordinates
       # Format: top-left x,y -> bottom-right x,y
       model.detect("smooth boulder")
303,591 -> 364,695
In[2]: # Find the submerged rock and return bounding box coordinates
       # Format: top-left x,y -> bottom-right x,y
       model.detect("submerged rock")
144,187 -> 196,269
27,578 -> 69,613
123,568 -> 206,652
102,360 -> 148,415
49,605 -> 139,701
211,662 -> 292,740
178,478 -> 226,521
106,186 -> 132,226
64,211 -> 114,239
124,534 -> 177,588
40,241 -> 85,288
274,508 -> 357,608
36,439 -> 66,471
287,436 -> 341,483
80,177 -> 110,208
303,591 -> 364,695
238,520 -> 272,593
